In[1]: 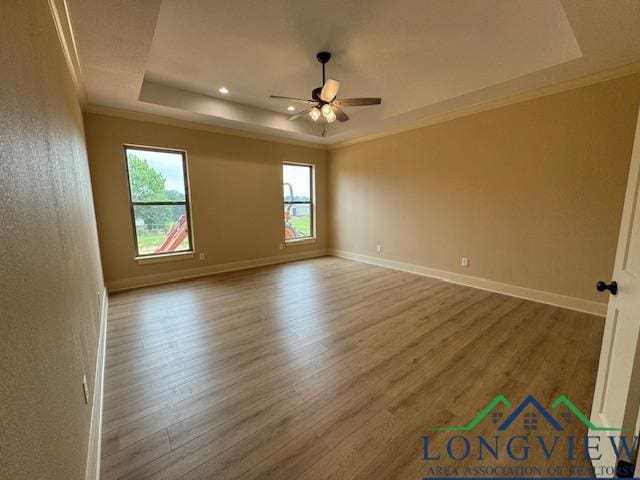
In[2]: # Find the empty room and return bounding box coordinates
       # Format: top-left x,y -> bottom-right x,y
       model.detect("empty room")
4,1 -> 640,479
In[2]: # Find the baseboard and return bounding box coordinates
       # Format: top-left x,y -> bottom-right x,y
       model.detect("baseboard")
329,249 -> 607,317
106,249 -> 328,292
85,287 -> 107,480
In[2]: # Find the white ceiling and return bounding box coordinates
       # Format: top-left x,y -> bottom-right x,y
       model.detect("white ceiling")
68,0 -> 640,146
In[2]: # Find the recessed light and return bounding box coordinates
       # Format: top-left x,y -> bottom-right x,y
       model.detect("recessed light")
218,87 -> 229,94
287,106 -> 295,111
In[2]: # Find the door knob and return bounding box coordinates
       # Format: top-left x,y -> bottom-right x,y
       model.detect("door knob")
596,280 -> 618,295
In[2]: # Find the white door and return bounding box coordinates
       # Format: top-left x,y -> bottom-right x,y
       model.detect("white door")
590,107 -> 640,477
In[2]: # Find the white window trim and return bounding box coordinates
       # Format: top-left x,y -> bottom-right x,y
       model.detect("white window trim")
135,251 -> 195,264
124,144 -> 196,260
285,237 -> 317,247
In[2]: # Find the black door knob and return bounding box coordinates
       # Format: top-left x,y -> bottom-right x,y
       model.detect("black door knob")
596,280 -> 618,295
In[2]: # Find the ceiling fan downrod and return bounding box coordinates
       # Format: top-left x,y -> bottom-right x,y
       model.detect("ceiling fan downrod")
316,51 -> 331,86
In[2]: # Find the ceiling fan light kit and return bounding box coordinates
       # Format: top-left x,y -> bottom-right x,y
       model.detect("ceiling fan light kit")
270,51 -> 382,124
324,108 -> 337,123
309,107 -> 321,122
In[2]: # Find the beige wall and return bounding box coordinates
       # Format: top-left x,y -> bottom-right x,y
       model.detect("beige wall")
84,114 -> 328,288
329,74 -> 640,304
0,2 -> 104,480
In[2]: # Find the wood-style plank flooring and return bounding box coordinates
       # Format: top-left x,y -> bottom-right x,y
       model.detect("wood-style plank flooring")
101,257 -> 604,479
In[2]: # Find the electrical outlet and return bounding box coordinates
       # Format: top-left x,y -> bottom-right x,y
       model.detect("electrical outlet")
461,257 -> 469,267
82,375 -> 89,404
376,244 -> 383,254
199,253 -> 205,261
279,243 -> 284,250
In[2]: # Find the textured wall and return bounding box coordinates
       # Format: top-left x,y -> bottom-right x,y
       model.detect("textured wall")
0,2 -> 104,479
84,113 -> 328,287
329,74 -> 640,304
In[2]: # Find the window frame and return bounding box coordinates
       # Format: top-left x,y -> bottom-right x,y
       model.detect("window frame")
283,161 -> 315,243
123,144 -> 195,259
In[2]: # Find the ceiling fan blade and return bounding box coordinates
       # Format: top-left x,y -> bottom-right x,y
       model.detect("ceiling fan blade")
320,78 -> 341,102
332,106 -> 349,122
334,97 -> 382,107
270,95 -> 316,104
288,107 -> 313,121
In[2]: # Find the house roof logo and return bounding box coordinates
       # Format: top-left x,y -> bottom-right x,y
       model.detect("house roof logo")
497,395 -> 562,431
431,394 -> 622,431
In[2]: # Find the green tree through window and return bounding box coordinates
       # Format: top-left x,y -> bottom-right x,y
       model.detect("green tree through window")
128,155 -> 167,201
125,148 -> 192,256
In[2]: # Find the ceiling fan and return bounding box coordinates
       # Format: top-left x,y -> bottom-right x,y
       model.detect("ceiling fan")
270,51 -> 381,123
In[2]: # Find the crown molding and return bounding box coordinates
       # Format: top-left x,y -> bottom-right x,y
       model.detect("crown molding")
48,0 -> 87,106
85,60 -> 640,151
329,61 -> 640,150
89,61 -> 640,151
83,105 -> 329,150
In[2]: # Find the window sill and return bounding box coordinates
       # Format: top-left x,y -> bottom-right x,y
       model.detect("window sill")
135,251 -> 195,264
285,237 -> 317,247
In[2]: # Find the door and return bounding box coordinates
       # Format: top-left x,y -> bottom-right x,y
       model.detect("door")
590,107 -> 640,477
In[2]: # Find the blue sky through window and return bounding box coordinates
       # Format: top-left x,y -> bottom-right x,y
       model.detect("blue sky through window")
283,164 -> 311,202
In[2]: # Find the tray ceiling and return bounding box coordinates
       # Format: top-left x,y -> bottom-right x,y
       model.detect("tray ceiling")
68,0 -> 640,146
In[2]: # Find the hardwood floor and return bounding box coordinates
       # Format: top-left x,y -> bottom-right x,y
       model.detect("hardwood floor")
101,257 -> 604,479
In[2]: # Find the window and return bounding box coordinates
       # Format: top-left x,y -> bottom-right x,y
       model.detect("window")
124,146 -> 193,257
523,412 -> 537,431
283,163 -> 314,240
